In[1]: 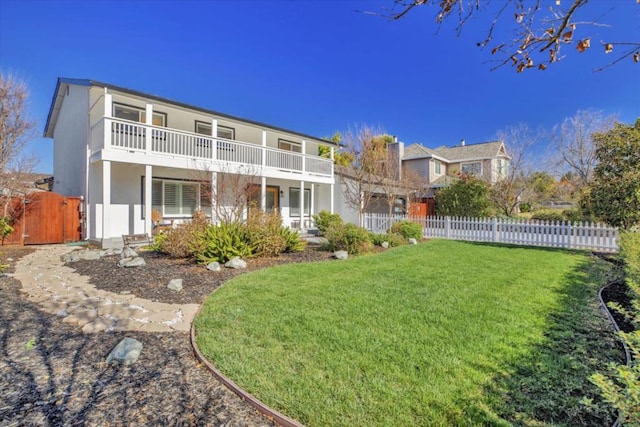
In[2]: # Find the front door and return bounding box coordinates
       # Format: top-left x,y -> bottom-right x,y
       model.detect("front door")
249,185 -> 279,213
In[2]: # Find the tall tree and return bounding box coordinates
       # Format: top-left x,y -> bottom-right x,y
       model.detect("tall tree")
489,123 -> 541,216
375,1 -> 639,72
585,120 -> 640,229
0,73 -> 37,217
435,173 -> 491,217
553,109 -> 616,191
338,125 -> 389,226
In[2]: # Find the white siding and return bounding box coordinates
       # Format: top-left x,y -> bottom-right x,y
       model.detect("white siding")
52,84 -> 89,196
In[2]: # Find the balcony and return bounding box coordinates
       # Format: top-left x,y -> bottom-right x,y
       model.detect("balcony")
90,117 -> 334,182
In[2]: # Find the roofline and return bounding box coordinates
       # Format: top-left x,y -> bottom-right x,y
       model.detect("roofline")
44,78 -> 337,145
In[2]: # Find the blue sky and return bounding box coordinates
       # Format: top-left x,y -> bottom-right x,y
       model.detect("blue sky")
1,0 -> 638,174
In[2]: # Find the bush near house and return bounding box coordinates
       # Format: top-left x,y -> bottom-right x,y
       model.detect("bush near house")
312,210 -> 343,235
153,211 -> 306,263
369,231 -> 406,248
390,220 -> 422,240
325,222 -> 372,255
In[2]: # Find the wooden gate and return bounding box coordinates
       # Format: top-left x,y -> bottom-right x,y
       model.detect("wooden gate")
2,192 -> 82,245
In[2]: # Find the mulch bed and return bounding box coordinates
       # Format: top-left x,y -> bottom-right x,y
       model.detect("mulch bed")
0,245 -> 333,427
70,246 -> 335,305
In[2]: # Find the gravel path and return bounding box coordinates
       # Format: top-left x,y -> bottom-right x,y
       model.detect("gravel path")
0,245 -> 331,426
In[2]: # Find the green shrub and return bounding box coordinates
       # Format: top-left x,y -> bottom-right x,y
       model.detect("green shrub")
279,227 -> 307,253
326,223 -> 372,255
369,232 -> 406,248
562,209 -> 585,223
591,230 -> 640,425
195,222 -> 254,264
531,210 -> 565,222
245,209 -> 287,257
0,217 -> 14,243
519,202 -> 532,213
313,210 -> 343,235
390,220 -> 423,240
155,216 -> 208,258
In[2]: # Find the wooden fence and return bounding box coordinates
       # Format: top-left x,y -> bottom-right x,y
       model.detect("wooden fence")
364,213 -> 619,253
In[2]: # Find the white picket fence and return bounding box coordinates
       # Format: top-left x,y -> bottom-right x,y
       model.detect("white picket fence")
363,213 -> 619,252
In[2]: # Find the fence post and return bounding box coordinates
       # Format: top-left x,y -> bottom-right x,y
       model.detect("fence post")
567,221 -> 572,250
445,216 -> 450,239
492,217 -> 497,242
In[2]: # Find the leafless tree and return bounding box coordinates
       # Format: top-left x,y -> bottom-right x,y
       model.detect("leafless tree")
490,123 -> 542,215
190,164 -> 260,224
371,1 -> 639,72
552,109 -> 616,191
338,125 -> 389,226
0,73 -> 37,217
378,144 -> 427,217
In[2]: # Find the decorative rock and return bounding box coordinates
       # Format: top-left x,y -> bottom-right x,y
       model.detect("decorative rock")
121,246 -> 138,259
100,247 -> 123,257
206,262 -> 221,272
62,252 -> 80,263
167,279 -> 183,292
334,250 -> 348,260
304,236 -> 329,245
117,257 -> 146,268
225,257 -> 247,269
408,238 -> 418,245
381,242 -> 389,249
106,337 -> 143,365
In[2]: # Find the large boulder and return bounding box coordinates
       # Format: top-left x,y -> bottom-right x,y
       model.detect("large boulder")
333,250 -> 348,260
225,257 -> 247,269
62,252 -> 81,263
117,257 -> 146,268
167,279 -> 183,292
106,337 -> 143,365
121,246 -> 138,259
206,262 -> 221,272
78,249 -> 101,261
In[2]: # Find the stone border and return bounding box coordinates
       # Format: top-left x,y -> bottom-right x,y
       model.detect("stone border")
190,305 -> 303,427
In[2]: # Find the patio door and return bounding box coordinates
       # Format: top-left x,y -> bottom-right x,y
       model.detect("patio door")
248,185 -> 279,213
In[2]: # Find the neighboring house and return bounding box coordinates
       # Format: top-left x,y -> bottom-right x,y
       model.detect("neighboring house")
44,78 -> 337,248
402,140 -> 511,197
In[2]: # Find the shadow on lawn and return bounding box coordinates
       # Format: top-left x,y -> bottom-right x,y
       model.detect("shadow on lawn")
0,248 -> 263,427
466,250 -> 625,426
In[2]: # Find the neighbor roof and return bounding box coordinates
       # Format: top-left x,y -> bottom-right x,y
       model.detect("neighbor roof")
403,141 -> 508,162
44,78 -> 337,145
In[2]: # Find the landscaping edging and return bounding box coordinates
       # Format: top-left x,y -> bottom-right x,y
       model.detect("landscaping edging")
597,279 -> 632,427
190,305 -> 303,427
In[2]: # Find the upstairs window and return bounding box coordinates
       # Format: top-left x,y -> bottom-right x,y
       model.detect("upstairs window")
195,121 -> 235,140
113,103 -> 166,126
461,162 -> 482,176
279,139 -> 302,153
497,158 -> 509,178
434,160 -> 442,175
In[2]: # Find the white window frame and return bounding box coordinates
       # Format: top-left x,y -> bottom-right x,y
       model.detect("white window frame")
279,139 -> 302,153
461,162 -> 482,176
144,178 -> 209,218
194,121 -> 235,140
113,103 -> 166,126
289,187 -> 310,217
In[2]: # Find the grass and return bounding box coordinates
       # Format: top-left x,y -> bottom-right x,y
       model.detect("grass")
194,240 -> 623,426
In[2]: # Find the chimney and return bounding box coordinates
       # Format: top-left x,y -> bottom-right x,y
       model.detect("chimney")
393,135 -> 398,143
460,139 -> 466,146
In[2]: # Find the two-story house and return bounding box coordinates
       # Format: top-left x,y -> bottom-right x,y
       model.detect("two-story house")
402,140 -> 510,214
44,78 -> 337,248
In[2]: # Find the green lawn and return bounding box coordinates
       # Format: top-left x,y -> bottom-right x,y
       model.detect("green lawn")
194,240 -> 622,426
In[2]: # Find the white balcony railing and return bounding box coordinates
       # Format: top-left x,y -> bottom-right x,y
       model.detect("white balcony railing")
99,117 -> 333,178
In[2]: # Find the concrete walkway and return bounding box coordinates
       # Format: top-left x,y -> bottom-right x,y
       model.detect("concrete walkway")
14,245 -> 200,333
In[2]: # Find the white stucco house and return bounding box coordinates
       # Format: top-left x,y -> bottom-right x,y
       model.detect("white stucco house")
44,78 -> 338,248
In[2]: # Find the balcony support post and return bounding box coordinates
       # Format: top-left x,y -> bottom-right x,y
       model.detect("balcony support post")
102,160 -> 111,242
330,183 -> 334,214
299,180 -> 305,230
210,171 -> 217,222
144,165 -> 152,235
145,104 -> 153,154
310,183 -> 315,229
260,177 -> 267,212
